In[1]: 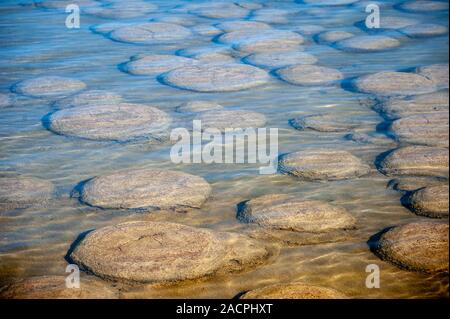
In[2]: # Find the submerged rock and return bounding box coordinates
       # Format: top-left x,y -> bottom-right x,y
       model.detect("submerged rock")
400,24 -> 448,38
404,185 -> 449,218
195,110 -> 266,132
0,176 -> 54,213
191,24 -> 222,36
241,282 -> 346,299
251,8 -> 291,24
294,25 -> 325,36
161,64 -> 270,92
0,276 -> 118,299
12,76 -> 86,98
190,2 -> 249,19
388,176 -> 447,192
315,31 -> 355,44
276,65 -> 344,86
335,35 -> 401,53
373,222 -> 449,273
176,101 -> 224,113
378,146 -> 449,177
47,103 -> 171,142
244,51 -> 317,69
110,23 -> 192,45
53,90 -> 122,109
79,169 -> 211,211
151,14 -> 198,27
216,20 -> 272,33
397,0 -> 449,13
91,22 -> 132,35
361,16 -> 418,30
353,71 -> 437,96
122,54 -> 198,75
388,112 -> 449,147
69,221 -> 273,283
415,64 -> 449,89
373,90 -> 449,120
279,150 -> 370,181
345,132 -> 396,146
290,113 -> 363,132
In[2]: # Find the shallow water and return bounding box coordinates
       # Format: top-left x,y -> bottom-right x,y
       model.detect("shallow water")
0,0 -> 448,298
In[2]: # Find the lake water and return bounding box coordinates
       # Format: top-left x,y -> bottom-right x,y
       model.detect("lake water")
0,0 -> 448,298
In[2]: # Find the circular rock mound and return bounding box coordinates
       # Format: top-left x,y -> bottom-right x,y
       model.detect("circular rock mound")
161,64 -> 270,92
69,221 -> 271,283
191,24 -> 222,36
416,64 -> 449,89
316,31 -> 355,44
151,14 -> 198,27
397,0 -> 449,13
388,176 -> 447,192
276,65 -> 344,86
12,76 -> 86,98
0,176 -> 54,212
290,113 -> 362,132
238,194 -> 356,232
241,283 -> 346,299
216,20 -> 272,33
80,169 -> 211,211
176,100 -> 224,113
279,150 -> 370,181
244,51 -> 317,69
195,110 -> 266,132
190,2 -> 249,19
353,71 -> 437,96
374,222 -> 449,273
405,185 -> 449,218
400,24 -> 448,38
389,113 -> 449,147
374,90 -> 449,120
251,8 -> 291,24
378,146 -> 449,177
53,90 -> 122,109
110,23 -> 192,45
47,103 -> 171,142
0,276 -> 118,299
123,54 -> 198,75
335,35 -> 401,53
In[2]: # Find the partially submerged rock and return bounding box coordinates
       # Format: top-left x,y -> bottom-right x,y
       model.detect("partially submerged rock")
195,110 -> 266,132
276,65 -> 344,86
373,222 -> 449,273
241,282 -> 346,299
290,113 -> 363,132
122,54 -> 198,75
400,24 -> 448,38
176,100 -> 224,113
353,71 -> 437,96
0,176 -> 54,213
404,185 -> 449,218
335,35 -> 401,53
243,51 -> 317,69
0,276 -> 118,299
316,31 -> 355,44
250,8 -> 291,24
161,64 -> 270,92
190,2 -> 249,19
53,90 -> 122,109
378,146 -> 449,177
47,103 -> 171,142
345,132 -> 396,146
215,20 -> 272,33
397,0 -> 449,13
69,221 -> 273,283
388,113 -> 449,147
416,64 -> 449,89
109,23 -> 192,45
388,176 -> 447,192
12,76 -> 86,98
279,150 -> 370,181
79,169 -> 211,211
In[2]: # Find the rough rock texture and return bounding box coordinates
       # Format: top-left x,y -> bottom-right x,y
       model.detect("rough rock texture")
53,90 -> 122,109
12,76 -> 86,98
69,221 -> 273,283
241,282 -> 347,299
397,0 -> 449,13
388,176 -> 448,192
191,24 -> 222,36
316,31 -> 355,44
216,20 -> 272,32
335,35 -> 401,53
290,113 -> 363,132
161,64 -> 270,92
195,110 -> 266,132
251,8 -> 291,24
378,146 -> 449,177
0,276 -> 118,299
353,71 -> 437,96
294,24 -> 325,36
279,150 -> 370,181
345,132 -> 396,146
404,185 -> 449,218
388,113 -> 449,147
373,90 -> 449,120
416,64 -> 449,89
400,24 -> 448,38
176,100 -> 224,113
374,222 -> 449,273
122,54 -> 198,75
243,51 -> 317,69
189,2 -> 249,19
151,14 -> 198,27
276,65 -> 344,86
47,103 -> 171,142
0,176 -> 54,212
110,23 -> 192,45
80,169 -> 211,211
